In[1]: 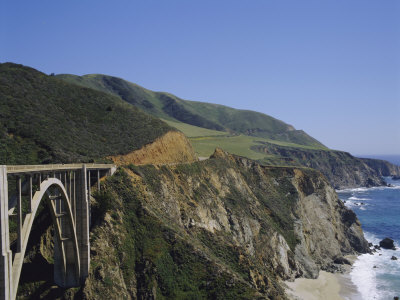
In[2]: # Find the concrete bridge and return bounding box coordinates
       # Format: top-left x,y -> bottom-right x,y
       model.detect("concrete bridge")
0,164 -> 116,300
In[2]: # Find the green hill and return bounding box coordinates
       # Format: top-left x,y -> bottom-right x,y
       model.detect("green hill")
52,71 -> 400,189
0,63 -> 173,164
57,74 -> 326,148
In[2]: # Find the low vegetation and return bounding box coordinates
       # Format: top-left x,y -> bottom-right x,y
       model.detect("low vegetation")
87,169 -> 260,299
0,63 -> 173,164
57,73 -> 326,148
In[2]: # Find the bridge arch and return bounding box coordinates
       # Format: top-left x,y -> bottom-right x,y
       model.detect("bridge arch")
0,164 -> 115,300
12,178 -> 81,296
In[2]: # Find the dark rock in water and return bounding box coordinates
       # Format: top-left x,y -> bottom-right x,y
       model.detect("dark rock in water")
379,238 -> 396,250
368,242 -> 373,247
374,245 -> 381,250
366,178 -> 377,187
334,257 -> 351,265
394,297 -> 399,300
373,265 -> 378,268
392,175 -> 400,180
391,256 -> 398,260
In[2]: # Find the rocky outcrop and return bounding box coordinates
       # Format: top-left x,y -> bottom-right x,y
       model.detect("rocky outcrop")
18,149 -> 369,299
360,158 -> 400,177
251,141 -> 398,189
109,131 -> 197,166
380,238 -> 396,250
87,149 -> 367,298
100,149 -> 366,297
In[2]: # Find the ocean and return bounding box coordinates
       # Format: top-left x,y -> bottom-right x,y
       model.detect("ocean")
337,155 -> 400,300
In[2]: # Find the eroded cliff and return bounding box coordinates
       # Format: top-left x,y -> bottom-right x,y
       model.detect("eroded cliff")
109,131 -> 197,166
18,149 -> 368,299
251,141 -> 400,188
82,150 -> 367,299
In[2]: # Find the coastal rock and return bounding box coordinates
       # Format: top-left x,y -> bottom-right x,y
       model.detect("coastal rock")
392,175 -> 400,180
323,264 -> 344,273
333,257 -> 351,265
361,158 -> 400,178
249,141 -> 400,189
379,238 -> 396,250
391,256 -> 398,260
17,148 -> 371,299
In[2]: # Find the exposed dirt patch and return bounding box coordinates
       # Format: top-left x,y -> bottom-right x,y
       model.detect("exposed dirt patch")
109,131 -> 197,166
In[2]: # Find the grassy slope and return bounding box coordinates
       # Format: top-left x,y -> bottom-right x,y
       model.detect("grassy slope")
54,71 -> 391,189
0,63 -> 173,164
190,135 -> 327,161
57,73 -> 326,148
161,119 -> 227,138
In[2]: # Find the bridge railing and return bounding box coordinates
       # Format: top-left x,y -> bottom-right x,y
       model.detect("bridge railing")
6,164 -> 116,174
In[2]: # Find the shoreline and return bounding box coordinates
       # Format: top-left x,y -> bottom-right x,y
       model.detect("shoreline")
285,256 -> 362,300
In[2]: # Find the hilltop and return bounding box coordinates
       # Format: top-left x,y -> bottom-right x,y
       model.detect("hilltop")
57,72 -> 400,188
0,63 -> 176,164
57,73 -> 325,148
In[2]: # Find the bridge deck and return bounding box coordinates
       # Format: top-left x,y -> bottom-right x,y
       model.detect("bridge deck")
6,164 -> 115,174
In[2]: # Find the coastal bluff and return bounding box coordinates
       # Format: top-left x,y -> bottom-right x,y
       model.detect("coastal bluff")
22,148 -> 369,299
251,141 -> 400,189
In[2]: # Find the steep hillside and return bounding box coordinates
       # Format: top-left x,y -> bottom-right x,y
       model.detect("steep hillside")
109,131 -> 197,166
250,141 -> 400,189
18,150 -> 368,299
360,158 -> 400,177
55,72 -> 400,189
57,73 -> 326,148
0,63 -> 173,164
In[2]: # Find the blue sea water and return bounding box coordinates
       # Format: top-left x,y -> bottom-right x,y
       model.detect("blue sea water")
337,175 -> 400,300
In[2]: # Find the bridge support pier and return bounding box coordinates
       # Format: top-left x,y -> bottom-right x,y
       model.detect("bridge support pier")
0,166 -> 12,300
76,165 -> 90,282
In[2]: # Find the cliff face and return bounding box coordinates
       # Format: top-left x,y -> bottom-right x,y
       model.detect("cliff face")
18,149 -> 368,299
251,142 -> 397,189
109,131 -> 197,166
79,149 -> 367,299
360,158 -> 400,177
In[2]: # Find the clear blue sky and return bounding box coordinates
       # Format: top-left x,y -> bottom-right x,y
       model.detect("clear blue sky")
1,0 -> 399,155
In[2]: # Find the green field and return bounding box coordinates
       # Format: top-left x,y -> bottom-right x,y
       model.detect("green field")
188,134 -> 327,161
162,118 -> 327,161
161,119 -> 228,138
190,135 -> 267,159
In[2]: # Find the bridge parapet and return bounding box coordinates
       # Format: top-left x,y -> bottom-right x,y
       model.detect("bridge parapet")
6,163 -> 116,174
0,164 -> 115,300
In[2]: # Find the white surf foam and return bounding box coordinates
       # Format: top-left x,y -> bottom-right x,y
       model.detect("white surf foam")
350,232 -> 400,300
337,185 -> 400,194
351,254 -> 379,299
348,196 -> 371,201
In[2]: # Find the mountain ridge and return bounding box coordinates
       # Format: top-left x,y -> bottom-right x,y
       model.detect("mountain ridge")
55,71 -> 400,189
0,63 -> 174,164
56,73 -> 326,148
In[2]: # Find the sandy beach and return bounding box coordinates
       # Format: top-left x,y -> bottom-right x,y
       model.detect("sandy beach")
285,257 -> 363,300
